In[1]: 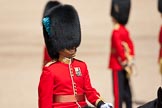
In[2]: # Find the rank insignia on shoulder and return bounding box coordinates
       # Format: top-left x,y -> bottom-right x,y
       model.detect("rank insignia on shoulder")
74,67 -> 82,76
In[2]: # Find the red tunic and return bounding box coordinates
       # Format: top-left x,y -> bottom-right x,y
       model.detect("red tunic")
159,26 -> 162,61
38,58 -> 100,108
43,47 -> 51,66
108,24 -> 135,70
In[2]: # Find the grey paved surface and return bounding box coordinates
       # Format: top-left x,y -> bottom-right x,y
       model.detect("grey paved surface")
0,0 -> 161,108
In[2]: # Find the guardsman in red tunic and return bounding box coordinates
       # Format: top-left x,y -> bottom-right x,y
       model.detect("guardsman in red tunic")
158,0 -> 162,75
41,1 -> 62,67
108,0 -> 134,108
38,2 -> 113,108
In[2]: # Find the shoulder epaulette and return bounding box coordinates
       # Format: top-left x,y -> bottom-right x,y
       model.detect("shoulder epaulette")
45,60 -> 56,67
114,23 -> 120,30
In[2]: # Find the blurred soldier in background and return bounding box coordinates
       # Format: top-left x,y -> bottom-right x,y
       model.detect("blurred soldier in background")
108,0 -> 135,108
158,0 -> 162,76
41,1 -> 61,66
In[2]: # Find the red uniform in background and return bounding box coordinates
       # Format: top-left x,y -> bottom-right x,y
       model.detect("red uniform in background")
39,58 -> 101,108
158,26 -> 162,74
158,26 -> 162,61
109,24 -> 134,70
158,0 -> 162,75
108,24 -> 134,108
43,47 -> 51,66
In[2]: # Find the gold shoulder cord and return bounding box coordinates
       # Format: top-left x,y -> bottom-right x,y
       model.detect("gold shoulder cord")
45,60 -> 56,67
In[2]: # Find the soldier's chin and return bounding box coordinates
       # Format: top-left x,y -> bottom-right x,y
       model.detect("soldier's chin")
67,54 -> 76,59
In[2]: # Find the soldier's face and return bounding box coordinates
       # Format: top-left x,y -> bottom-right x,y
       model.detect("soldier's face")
59,47 -> 77,58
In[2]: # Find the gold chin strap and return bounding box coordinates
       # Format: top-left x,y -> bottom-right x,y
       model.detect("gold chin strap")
59,57 -> 72,64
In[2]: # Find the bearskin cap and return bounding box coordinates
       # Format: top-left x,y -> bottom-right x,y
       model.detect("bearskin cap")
110,0 -> 131,25
42,4 -> 81,60
158,0 -> 162,13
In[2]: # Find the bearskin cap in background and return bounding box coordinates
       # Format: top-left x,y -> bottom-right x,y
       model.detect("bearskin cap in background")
110,0 -> 131,25
42,4 -> 81,60
158,0 -> 162,13
42,0 -> 61,18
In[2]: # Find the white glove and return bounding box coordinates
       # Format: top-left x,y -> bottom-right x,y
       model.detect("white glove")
100,103 -> 113,108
